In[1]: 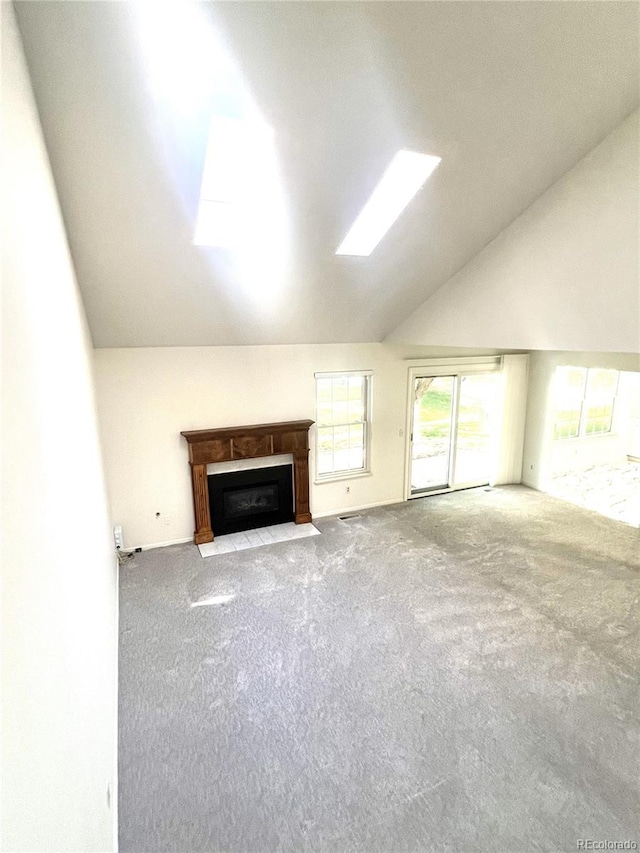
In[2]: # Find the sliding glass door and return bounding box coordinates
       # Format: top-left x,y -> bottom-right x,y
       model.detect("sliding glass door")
410,376 -> 456,492
410,371 -> 498,496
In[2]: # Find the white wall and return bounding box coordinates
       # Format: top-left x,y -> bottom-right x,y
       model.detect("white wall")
494,354 -> 529,486
93,344 -> 521,548
522,351 -> 640,491
387,111 -> 640,354
1,6 -> 118,850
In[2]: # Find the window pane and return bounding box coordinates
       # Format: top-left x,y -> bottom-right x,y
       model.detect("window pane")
554,420 -> 580,440
330,400 -> 350,426
316,379 -> 333,427
556,407 -> 582,422
316,427 -> 334,475
586,368 -> 618,395
333,378 -> 348,402
585,414 -> 613,435
584,421 -> 600,436
553,366 -> 585,440
333,424 -> 349,451
317,378 -> 333,403
348,377 -> 363,395
317,451 -> 334,476
348,397 -> 364,424
584,369 -> 617,435
348,446 -> 365,469
348,423 -> 365,469
317,427 -> 334,453
334,421 -> 351,473
556,366 -> 587,395
317,403 -> 333,425
349,423 -> 364,448
333,448 -> 351,472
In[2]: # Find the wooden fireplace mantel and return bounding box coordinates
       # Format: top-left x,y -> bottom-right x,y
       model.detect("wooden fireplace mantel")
181,419 -> 314,545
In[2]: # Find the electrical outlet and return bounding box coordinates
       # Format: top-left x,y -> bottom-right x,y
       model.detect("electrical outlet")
164,514 -> 172,527
346,486 -> 350,494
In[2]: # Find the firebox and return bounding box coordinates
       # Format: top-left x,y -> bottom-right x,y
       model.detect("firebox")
207,465 -> 294,536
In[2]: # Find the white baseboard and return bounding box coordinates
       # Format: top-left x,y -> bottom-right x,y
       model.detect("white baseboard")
133,501 -> 406,549
126,536 -> 194,552
129,501 -> 407,549
521,475 -> 543,491
313,497 -> 404,519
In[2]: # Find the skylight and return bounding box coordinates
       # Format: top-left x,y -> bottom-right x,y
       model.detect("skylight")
194,115 -> 279,249
336,150 -> 441,257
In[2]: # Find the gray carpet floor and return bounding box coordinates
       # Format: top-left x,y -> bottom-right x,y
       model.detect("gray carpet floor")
119,486 -> 640,853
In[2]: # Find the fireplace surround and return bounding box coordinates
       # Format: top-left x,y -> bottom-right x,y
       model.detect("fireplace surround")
181,420 -> 313,544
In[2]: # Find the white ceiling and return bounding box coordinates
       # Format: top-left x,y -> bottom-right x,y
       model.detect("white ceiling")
15,1 -> 639,348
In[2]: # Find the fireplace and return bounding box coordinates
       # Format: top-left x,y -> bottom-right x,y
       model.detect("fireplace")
208,465 -> 294,536
181,420 -> 313,544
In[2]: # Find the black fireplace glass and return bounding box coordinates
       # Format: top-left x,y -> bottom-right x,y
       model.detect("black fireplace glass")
223,484 -> 279,520
208,465 -> 294,535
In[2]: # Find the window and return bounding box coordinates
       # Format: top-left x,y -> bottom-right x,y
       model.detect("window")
583,369 -> 619,436
553,367 -> 619,440
194,114 -> 282,250
315,372 -> 371,479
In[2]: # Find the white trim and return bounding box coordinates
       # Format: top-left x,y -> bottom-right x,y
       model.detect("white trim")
405,357 -> 501,377
409,483 -> 491,499
314,369 -> 373,379
405,356 -> 501,364
314,470 -> 373,486
207,453 -> 292,476
131,536 -> 193,552
449,374 -> 461,487
313,497 -> 403,518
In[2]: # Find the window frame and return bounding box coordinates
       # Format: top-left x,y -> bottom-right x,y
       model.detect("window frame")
552,366 -> 619,441
314,370 -> 372,482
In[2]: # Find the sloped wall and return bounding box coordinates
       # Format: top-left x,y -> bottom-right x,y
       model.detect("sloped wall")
387,111 -> 639,354
1,5 -> 117,850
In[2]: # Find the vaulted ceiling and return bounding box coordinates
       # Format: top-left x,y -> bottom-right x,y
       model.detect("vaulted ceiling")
15,1 -> 639,347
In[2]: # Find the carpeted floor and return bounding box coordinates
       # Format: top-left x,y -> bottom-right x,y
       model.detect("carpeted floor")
549,460 -> 640,528
119,486 -> 639,853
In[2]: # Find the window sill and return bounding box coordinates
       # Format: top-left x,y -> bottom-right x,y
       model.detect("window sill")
314,470 -> 372,486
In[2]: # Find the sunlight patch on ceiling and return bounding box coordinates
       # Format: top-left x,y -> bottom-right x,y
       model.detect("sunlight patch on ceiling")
336,150 -> 441,257
134,1 -> 289,304
134,0 -> 232,120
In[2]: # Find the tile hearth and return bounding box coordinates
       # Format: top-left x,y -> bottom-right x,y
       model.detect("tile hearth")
197,522 -> 320,558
